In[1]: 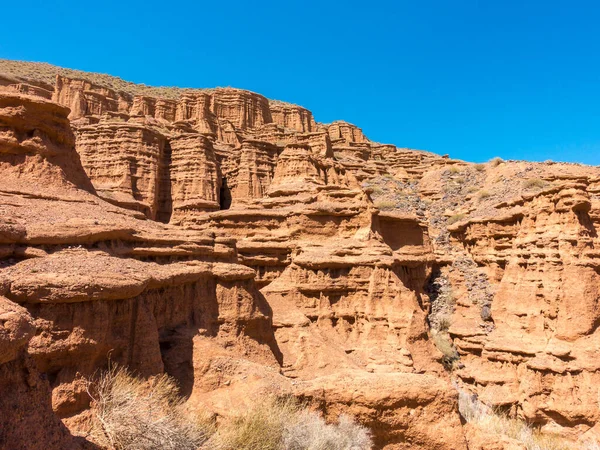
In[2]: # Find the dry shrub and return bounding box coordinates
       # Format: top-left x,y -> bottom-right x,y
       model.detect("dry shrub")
432,332 -> 459,369
87,366 -> 211,450
436,314 -> 452,332
208,397 -> 295,450
374,199 -> 396,210
523,178 -> 547,190
283,411 -> 372,450
457,388 -> 491,423
477,190 -> 491,200
457,387 -> 598,450
446,166 -> 461,174
489,157 -> 504,167
474,163 -> 486,172
208,396 -> 372,450
447,213 -> 466,225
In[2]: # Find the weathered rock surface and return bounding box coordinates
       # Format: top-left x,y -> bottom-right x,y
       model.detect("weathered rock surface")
0,90 -> 278,448
1,60 -> 599,449
447,179 -> 600,436
0,295 -> 89,450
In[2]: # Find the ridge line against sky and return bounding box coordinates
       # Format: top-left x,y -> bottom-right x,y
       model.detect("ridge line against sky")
1,0 -> 600,165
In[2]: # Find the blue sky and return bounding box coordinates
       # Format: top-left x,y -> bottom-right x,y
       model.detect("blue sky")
1,0 -> 600,164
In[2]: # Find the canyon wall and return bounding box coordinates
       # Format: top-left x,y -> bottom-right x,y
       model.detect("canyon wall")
0,61 -> 599,449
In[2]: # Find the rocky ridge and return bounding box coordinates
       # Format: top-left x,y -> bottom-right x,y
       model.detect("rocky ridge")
0,60 -> 599,449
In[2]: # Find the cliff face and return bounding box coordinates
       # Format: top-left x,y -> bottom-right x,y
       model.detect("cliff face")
1,61 -> 599,449
0,91 -> 278,449
448,181 -> 600,434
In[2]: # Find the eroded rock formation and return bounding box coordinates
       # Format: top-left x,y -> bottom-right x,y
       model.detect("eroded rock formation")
1,60 -> 599,449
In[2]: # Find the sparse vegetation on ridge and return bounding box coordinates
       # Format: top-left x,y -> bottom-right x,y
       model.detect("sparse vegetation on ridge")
0,59 -> 298,106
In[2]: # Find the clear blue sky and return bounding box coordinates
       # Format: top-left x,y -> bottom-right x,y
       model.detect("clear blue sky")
1,0 -> 600,164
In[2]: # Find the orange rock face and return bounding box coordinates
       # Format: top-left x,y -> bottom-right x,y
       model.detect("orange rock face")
448,181 -> 600,436
1,61 -> 600,449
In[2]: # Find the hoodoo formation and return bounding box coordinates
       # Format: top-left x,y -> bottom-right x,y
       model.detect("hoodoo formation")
1,60 -> 600,449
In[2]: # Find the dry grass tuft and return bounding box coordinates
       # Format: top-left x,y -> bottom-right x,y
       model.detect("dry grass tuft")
283,412 -> 372,450
523,178 -> 547,190
367,186 -> 384,195
489,157 -> 504,167
209,397 -> 296,450
374,199 -> 396,210
436,314 -> 452,332
87,366 -> 211,450
447,213 -> 466,225
209,396 -> 372,450
432,332 -> 459,369
474,163 -> 486,172
477,190 -> 491,200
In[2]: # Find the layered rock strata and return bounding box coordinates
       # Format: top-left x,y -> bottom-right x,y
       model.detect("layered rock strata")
1,60 -> 600,449
0,92 -> 279,448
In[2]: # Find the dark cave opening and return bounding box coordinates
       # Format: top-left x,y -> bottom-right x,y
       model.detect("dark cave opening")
219,177 -> 232,210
